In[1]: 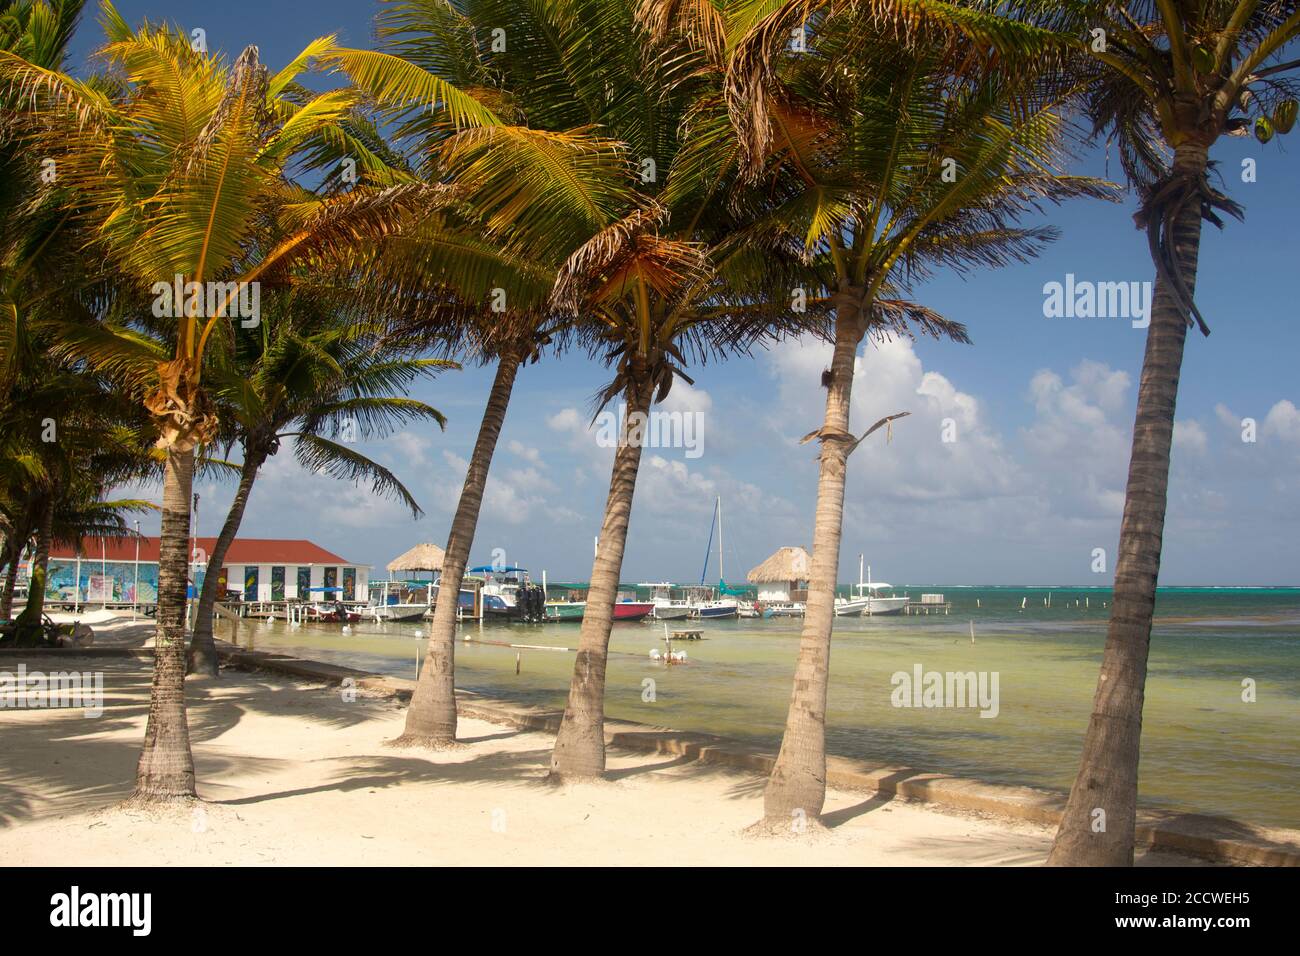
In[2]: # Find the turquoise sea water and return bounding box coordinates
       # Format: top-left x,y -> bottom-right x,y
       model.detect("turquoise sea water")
239,585 -> 1300,829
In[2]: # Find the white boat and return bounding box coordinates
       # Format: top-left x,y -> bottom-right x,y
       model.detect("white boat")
639,582 -> 692,620
861,583 -> 909,615
835,558 -> 909,616
835,555 -> 871,616
367,581 -> 433,622
372,603 -> 428,623
655,604 -> 692,620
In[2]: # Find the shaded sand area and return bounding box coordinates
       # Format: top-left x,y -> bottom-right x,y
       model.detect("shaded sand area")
45,610 -> 155,648
0,655 -> 1209,866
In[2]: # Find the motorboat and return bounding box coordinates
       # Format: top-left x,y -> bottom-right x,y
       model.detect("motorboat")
639,582 -> 692,620
835,557 -> 910,616
469,565 -> 547,622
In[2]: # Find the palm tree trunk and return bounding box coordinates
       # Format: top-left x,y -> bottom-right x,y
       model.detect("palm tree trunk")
397,352 -> 521,746
188,449 -> 263,676
549,375 -> 654,781
133,446 -> 197,800
0,544 -> 19,620
760,298 -> 862,827
12,496 -> 54,645
1047,144 -> 1207,866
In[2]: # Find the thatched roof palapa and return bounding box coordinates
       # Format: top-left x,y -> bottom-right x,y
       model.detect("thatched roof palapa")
747,547 -> 811,583
387,542 -> 446,573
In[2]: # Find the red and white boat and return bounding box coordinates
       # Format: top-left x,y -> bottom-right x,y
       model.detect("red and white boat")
613,600 -> 654,622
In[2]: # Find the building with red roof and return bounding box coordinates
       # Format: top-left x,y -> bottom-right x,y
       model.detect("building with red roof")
44,537 -> 370,605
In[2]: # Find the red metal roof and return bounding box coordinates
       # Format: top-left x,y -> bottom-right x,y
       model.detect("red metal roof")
51,537 -> 360,566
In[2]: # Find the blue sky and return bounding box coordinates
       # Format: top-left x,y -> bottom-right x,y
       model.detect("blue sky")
79,1 -> 1300,585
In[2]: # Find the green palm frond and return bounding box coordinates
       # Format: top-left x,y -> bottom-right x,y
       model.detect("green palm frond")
324,45 -> 502,128
293,433 -> 423,518
300,395 -> 448,439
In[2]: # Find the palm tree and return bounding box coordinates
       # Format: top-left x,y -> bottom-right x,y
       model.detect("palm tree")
339,1 -> 820,767
994,0 -> 1300,867
0,1 -> 439,799
324,0 -> 642,748
724,0 -> 1116,828
186,291 -> 454,675
547,213 -> 818,779
527,0 -> 831,780
0,359 -> 155,643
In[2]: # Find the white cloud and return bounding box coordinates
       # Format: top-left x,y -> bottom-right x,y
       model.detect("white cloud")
1264,400 -> 1300,443
769,335 -> 1021,505
507,439 -> 543,464
1173,420 -> 1208,456
547,407 -> 585,434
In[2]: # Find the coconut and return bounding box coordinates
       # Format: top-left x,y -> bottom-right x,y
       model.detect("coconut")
1273,100 -> 1298,135
1191,45 -> 1215,74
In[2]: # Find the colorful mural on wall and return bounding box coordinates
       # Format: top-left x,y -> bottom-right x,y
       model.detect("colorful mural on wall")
45,560 -> 158,604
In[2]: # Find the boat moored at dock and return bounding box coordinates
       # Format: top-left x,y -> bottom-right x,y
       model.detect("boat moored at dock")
639,582 -> 692,620
469,565 -> 548,622
834,557 -> 910,616
544,600 -> 586,621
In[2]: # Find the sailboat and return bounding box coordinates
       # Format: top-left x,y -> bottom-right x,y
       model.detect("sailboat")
691,497 -> 739,619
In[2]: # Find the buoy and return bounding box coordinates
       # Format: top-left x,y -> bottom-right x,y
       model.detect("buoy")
413,628 -> 423,639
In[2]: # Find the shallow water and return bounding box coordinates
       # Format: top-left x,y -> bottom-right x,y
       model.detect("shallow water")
239,586 -> 1300,828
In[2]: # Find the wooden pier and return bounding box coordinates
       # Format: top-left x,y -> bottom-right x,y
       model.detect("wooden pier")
903,602 -> 951,615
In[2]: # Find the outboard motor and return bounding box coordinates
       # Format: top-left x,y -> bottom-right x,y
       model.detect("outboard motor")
521,584 -> 544,622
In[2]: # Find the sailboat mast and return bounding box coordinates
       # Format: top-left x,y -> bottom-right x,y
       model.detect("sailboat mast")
717,496 -> 724,583
699,498 -> 718,585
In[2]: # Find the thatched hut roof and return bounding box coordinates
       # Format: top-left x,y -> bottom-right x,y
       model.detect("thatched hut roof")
387,542 -> 446,573
747,546 -> 811,583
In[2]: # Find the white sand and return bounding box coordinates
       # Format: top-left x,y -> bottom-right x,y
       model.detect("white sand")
45,610 -> 154,647
0,657 -> 1200,866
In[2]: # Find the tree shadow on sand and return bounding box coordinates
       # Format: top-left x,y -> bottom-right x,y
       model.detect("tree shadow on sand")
211,745 -> 556,807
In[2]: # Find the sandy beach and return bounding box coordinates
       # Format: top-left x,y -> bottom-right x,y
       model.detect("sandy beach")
0,653 -> 1210,867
